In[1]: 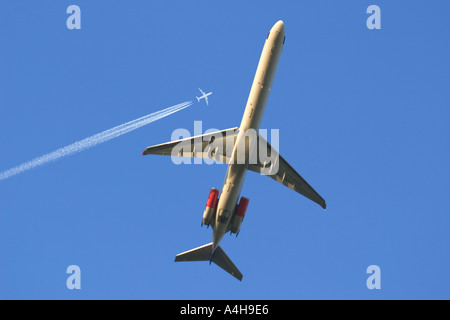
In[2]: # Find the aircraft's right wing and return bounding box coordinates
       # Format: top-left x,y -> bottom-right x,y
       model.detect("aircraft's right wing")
142,127 -> 239,164
248,135 -> 326,209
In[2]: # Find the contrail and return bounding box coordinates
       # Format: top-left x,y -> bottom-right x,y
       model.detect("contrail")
0,101 -> 192,181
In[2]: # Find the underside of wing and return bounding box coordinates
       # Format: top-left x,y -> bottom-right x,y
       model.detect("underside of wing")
248,135 -> 326,209
142,127 -> 239,164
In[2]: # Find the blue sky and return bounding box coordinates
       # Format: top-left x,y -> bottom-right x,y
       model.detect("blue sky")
1,1 -> 449,299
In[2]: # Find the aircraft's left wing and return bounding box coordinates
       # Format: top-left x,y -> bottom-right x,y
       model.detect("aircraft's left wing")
142,127 -> 239,164
248,135 -> 326,209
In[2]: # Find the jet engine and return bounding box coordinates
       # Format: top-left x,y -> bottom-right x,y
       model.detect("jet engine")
202,188 -> 219,226
230,197 -> 249,235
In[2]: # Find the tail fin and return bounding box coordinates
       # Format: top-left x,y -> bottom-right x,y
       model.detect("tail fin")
174,243 -> 243,281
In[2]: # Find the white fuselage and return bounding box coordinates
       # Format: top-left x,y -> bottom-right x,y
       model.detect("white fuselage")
212,21 -> 285,250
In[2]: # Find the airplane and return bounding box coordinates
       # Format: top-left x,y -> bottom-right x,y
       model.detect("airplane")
196,88 -> 212,105
142,21 -> 326,281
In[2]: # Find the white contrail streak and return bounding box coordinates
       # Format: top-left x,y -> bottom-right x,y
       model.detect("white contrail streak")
0,101 -> 192,181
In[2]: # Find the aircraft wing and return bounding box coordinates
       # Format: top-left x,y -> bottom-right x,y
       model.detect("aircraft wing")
142,127 -> 239,164
143,128 -> 326,209
248,135 -> 326,209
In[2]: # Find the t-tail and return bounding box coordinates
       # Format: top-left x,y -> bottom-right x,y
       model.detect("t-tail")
174,243 -> 243,281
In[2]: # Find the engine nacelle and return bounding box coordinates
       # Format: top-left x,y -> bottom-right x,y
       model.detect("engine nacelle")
230,197 -> 249,234
202,188 -> 219,226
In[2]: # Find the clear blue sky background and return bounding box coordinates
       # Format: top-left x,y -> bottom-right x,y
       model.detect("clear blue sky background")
1,1 -> 449,299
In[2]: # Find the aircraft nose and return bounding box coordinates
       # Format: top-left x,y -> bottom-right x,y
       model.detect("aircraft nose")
272,20 -> 285,34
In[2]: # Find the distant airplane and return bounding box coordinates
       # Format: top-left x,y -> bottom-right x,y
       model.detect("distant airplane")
142,21 -> 325,281
196,88 -> 212,105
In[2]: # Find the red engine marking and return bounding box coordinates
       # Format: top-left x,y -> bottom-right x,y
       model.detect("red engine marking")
236,197 -> 250,217
206,188 -> 219,208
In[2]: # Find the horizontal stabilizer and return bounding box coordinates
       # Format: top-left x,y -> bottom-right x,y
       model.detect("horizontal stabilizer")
175,243 -> 243,281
